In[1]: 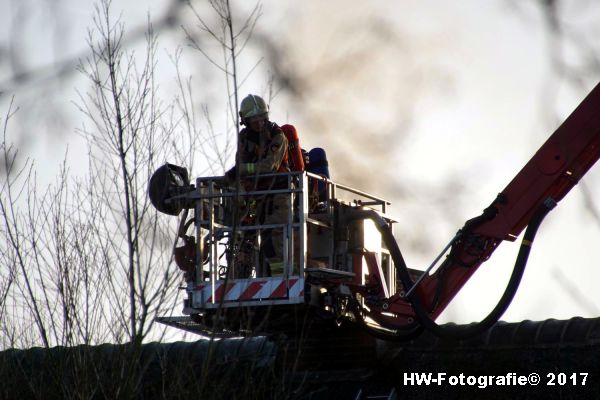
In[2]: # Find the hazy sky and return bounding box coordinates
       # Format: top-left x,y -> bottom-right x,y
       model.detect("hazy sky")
2,0 -> 600,326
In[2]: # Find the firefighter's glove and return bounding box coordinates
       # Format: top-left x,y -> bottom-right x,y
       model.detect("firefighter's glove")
225,166 -> 237,183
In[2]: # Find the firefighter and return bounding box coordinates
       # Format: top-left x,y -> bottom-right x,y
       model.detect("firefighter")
226,94 -> 290,277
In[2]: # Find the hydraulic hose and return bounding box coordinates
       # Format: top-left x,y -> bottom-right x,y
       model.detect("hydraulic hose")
346,198 -> 556,340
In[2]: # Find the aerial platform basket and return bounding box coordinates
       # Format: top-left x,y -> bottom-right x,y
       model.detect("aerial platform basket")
167,171 -> 398,325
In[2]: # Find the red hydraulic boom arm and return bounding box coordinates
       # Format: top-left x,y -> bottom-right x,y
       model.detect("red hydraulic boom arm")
359,81 -> 600,338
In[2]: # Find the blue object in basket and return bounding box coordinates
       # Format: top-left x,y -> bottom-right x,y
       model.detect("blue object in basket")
307,148 -> 330,201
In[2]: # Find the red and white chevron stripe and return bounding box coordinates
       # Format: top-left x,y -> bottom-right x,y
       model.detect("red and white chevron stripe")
193,277 -> 305,308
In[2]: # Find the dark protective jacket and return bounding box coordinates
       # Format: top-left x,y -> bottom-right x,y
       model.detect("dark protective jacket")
238,121 -> 288,175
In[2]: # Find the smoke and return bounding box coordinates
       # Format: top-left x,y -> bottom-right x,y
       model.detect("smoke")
255,0 -> 459,253
261,2 -> 458,185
